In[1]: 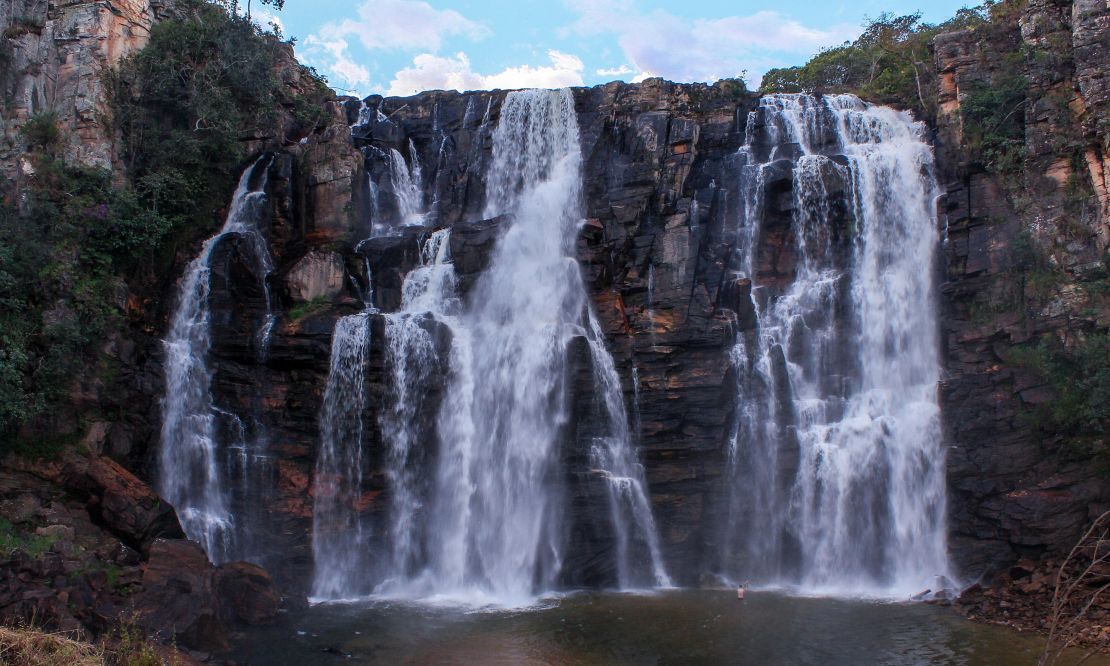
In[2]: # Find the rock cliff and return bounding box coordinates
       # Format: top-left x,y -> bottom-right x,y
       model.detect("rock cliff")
0,0 -> 172,180
1,0 -> 1109,651
934,0 -> 1110,575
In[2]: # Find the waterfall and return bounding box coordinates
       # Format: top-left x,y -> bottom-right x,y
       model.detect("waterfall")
722,93 -> 950,596
311,311 -> 373,600
378,230 -> 457,589
585,312 -> 672,589
159,156 -> 273,563
390,140 -> 425,226
346,89 -> 667,604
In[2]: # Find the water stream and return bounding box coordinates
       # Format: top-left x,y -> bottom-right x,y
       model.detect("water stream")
312,311 -> 374,600
315,89 -> 668,604
722,93 -> 950,596
159,156 -> 273,563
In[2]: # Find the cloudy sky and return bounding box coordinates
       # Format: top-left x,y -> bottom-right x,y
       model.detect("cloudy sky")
257,0 -> 974,97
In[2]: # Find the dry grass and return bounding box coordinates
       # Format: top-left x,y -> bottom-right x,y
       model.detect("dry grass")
0,625 -> 103,666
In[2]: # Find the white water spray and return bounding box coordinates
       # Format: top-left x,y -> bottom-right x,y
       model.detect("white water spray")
160,157 -> 273,562
723,94 -> 950,596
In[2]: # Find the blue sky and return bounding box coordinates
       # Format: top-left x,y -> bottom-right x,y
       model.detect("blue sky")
254,0 -> 976,97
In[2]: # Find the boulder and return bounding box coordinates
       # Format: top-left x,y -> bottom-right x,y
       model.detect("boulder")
285,250 -> 345,302
134,539 -> 227,652
215,561 -> 280,625
65,456 -> 184,552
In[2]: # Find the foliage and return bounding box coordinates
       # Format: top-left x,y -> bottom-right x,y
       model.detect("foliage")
959,69 -> 1027,174
1,0 -> 328,446
103,614 -> 166,666
760,2 -> 1025,121
0,625 -> 103,666
0,150 -> 190,443
287,296 -> 332,321
0,159 -> 143,443
0,519 -> 58,558
19,112 -> 61,152
0,618 -> 172,666
111,0 -> 325,228
1040,510 -> 1110,665
1009,332 -> 1110,456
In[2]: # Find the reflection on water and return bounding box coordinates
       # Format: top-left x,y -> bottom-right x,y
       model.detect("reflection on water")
230,590 -> 1098,665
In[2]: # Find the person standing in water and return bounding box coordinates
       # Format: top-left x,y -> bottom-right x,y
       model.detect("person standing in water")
737,584 -> 746,600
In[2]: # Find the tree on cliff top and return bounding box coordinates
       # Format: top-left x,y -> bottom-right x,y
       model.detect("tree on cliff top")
760,1 -> 1023,119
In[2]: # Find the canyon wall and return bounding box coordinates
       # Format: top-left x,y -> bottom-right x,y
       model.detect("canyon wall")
1,0 -> 1109,647
934,0 -> 1110,575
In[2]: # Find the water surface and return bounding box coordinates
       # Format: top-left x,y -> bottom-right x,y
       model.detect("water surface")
231,590 -> 1087,665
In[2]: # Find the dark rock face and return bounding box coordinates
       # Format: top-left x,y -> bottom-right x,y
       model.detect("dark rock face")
0,456 -> 275,651
134,540 -> 279,650
176,56 -> 1109,598
64,455 -> 185,553
10,3 -> 1102,641
136,539 -> 227,651
934,0 -> 1110,578
214,561 -> 281,625
169,79 -> 760,593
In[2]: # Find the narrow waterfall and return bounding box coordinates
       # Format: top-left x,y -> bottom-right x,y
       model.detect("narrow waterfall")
390,140 -> 425,226
312,311 -> 373,600
378,230 -> 457,589
160,156 -> 273,563
585,312 -> 672,588
722,93 -> 950,595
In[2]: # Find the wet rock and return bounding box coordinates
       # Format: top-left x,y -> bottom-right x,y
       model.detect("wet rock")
718,276 -> 756,330
449,214 -> 509,295
135,539 -> 228,652
215,561 -> 280,625
357,228 -> 425,311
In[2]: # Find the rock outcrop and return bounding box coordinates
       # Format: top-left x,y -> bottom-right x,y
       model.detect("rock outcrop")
0,0 -> 174,182
147,46 -> 1110,596
0,455 -> 279,650
934,0 -> 1110,576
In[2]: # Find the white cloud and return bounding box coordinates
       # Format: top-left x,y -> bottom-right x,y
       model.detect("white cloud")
319,0 -> 489,51
300,0 -> 489,92
252,9 -> 283,33
387,50 -> 585,96
565,0 -> 856,85
596,65 -> 634,77
299,35 -> 372,90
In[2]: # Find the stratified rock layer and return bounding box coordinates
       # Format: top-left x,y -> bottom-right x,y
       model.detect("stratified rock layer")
935,0 -> 1110,575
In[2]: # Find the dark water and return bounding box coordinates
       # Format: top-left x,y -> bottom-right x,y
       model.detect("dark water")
229,590 -> 1095,665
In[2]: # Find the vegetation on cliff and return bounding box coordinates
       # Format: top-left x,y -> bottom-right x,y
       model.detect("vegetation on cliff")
1010,332 -> 1110,467
0,0 -> 328,448
760,1 -> 1023,123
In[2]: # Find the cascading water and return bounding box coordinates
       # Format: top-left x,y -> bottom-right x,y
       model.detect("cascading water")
312,311 -> 373,600
585,312 -> 672,589
334,89 -> 668,605
377,230 -> 456,589
722,93 -> 951,596
390,140 -> 425,226
160,156 -> 273,563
